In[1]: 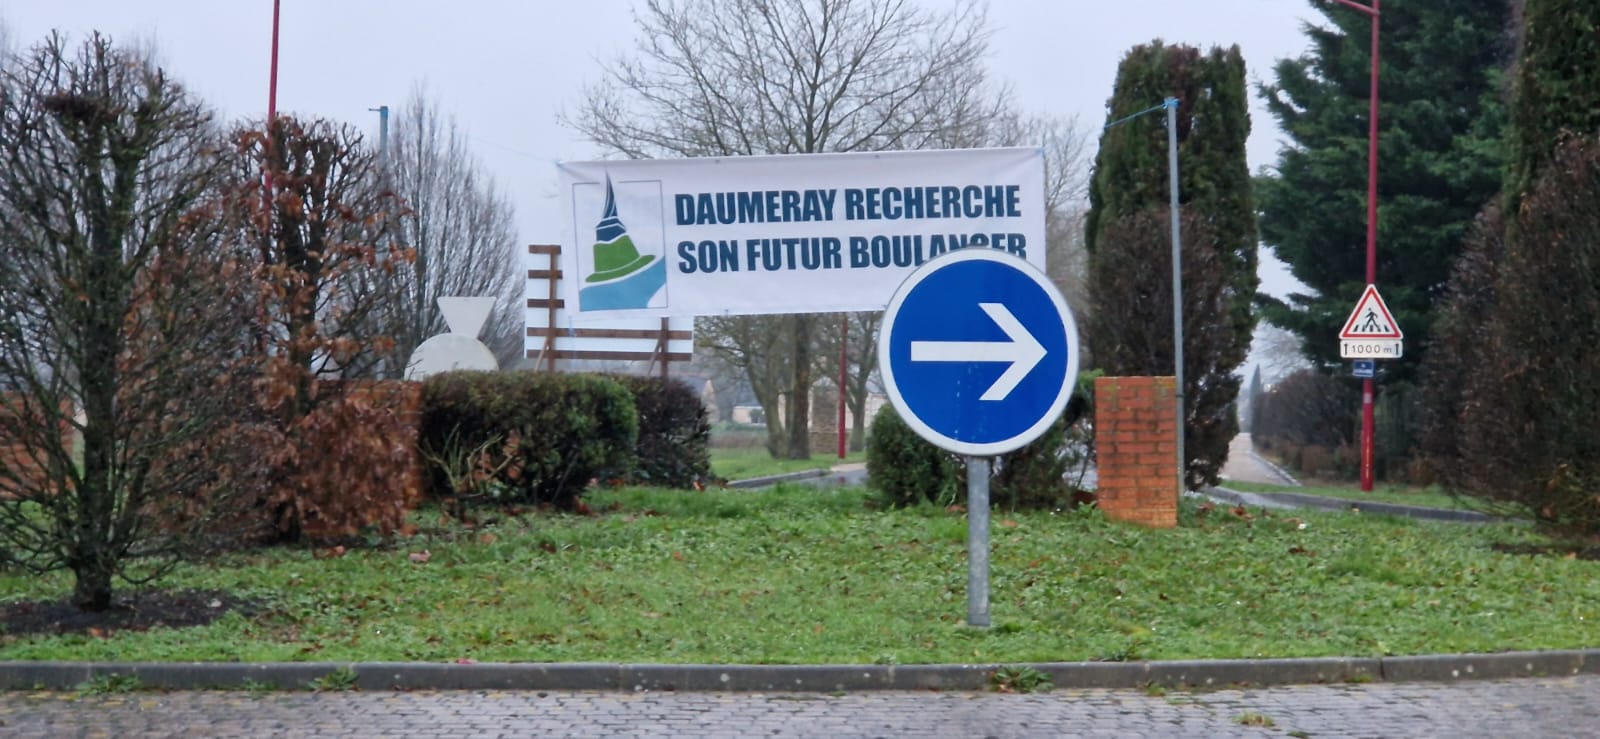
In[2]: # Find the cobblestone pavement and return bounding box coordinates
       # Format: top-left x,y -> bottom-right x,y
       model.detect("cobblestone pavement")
2,675 -> 1597,738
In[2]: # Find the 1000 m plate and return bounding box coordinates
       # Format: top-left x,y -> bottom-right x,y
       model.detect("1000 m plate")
1341,340 -> 1402,359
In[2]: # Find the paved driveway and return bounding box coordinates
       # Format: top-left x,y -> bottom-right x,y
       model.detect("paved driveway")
1220,433 -> 1299,486
3,675 -> 1597,738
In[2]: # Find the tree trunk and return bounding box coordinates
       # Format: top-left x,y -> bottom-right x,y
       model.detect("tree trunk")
748,369 -> 786,459
761,391 -> 787,457
76,230 -> 124,613
786,314 -> 812,459
72,560 -> 115,611
849,393 -> 868,453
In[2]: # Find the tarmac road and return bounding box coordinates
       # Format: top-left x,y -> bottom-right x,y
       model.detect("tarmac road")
3,674 -> 1598,738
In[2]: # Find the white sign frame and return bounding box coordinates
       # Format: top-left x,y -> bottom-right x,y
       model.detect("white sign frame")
557,147 -> 1046,319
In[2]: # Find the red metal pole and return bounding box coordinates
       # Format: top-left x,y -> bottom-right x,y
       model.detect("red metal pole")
263,0 -> 281,210
1360,1 -> 1380,492
837,316 -> 848,459
267,0 -> 280,125
1333,0 -> 1380,493
1366,2 -> 1379,286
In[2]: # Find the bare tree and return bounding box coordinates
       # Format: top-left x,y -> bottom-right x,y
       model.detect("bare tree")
567,0 -> 1011,458
224,115 -> 418,542
1249,322 -> 1312,384
810,311 -> 881,452
698,314 -> 796,456
1029,114 -> 1094,321
373,86 -> 521,374
811,112 -> 1092,448
0,34 -> 249,610
970,110 -> 1094,344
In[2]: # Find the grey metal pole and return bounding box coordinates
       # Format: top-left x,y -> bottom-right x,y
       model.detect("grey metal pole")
369,105 -> 389,156
1166,97 -> 1185,493
966,456 -> 991,627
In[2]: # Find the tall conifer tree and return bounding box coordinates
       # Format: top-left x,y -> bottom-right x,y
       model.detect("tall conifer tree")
1086,41 -> 1257,488
1422,0 -> 1600,534
1505,0 -> 1600,214
1256,0 -> 1511,378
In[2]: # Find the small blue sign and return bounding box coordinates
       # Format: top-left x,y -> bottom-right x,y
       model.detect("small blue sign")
1352,359 -> 1375,378
878,250 -> 1080,456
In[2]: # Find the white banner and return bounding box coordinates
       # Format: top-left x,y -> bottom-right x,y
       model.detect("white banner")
557,147 -> 1045,318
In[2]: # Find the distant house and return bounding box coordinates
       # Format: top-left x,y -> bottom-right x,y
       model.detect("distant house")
731,404 -> 764,425
763,381 -> 887,432
672,373 -> 719,421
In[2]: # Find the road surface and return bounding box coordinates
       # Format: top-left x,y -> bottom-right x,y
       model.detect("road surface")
2,675 -> 1596,737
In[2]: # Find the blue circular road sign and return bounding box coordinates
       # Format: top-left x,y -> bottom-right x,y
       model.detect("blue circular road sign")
878,249 -> 1080,456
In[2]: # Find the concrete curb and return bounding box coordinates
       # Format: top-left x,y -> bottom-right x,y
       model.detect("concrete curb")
3,651 -> 1594,692
723,469 -> 828,489
1206,486 -> 1498,523
1245,450 -> 1302,486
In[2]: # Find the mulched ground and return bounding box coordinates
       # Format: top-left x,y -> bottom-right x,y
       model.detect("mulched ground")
0,589 -> 260,639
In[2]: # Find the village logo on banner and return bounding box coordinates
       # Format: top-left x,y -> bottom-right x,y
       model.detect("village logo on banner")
569,174 -> 668,310
570,176 -> 668,311
557,147 -> 1046,319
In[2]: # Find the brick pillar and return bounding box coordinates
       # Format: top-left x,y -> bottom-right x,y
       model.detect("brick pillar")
1094,376 -> 1178,528
809,386 -> 840,456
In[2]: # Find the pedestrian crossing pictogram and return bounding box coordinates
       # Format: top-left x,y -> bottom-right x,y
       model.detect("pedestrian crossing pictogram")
1339,284 -> 1402,340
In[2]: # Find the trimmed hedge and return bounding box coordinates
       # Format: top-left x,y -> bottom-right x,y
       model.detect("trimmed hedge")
419,371 -> 637,509
606,375 -> 712,488
865,404 -> 959,507
866,376 -> 1094,510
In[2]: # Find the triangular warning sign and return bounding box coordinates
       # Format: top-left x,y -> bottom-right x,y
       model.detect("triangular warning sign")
1339,284 -> 1403,339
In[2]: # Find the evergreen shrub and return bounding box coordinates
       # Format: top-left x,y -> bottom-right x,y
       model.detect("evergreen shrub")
865,404 -> 957,507
606,375 -> 712,488
419,371 -> 637,509
866,376 -> 1096,509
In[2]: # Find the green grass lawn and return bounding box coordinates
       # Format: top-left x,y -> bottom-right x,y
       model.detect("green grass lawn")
2,486 -> 1594,665
710,447 -> 864,481
1220,480 -> 1469,512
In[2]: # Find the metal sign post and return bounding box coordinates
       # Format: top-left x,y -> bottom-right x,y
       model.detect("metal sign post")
878,250 -> 1079,628
1338,283 -> 1403,485
966,455 -> 991,627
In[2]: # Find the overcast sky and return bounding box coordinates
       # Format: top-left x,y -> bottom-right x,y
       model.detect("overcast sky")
2,0 -> 1318,298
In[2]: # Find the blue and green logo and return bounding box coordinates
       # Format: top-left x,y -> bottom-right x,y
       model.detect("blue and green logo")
579,176 -> 666,311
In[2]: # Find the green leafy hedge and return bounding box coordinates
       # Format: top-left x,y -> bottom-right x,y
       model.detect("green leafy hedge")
866,375 -> 1095,510
419,371 -> 637,509
865,404 -> 959,507
606,375 -> 712,488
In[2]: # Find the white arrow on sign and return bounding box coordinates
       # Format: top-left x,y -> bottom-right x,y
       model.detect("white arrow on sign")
910,302 -> 1047,402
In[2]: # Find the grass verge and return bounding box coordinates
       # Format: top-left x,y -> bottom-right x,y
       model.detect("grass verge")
710,447 -> 863,481
0,486 -> 1593,665
1219,480 -> 1468,512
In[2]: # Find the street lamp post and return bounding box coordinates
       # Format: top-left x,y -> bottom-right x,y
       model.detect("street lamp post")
1104,97 -> 1187,495
369,105 -> 390,156
1332,0 -> 1381,492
